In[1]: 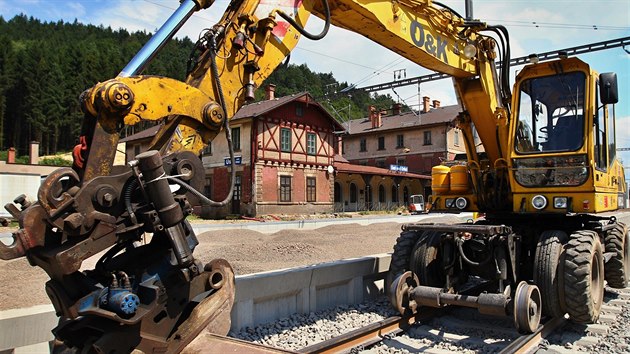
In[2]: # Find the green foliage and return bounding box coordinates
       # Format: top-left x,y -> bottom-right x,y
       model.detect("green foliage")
39,156 -> 72,166
0,15 -> 192,156
0,149 -> 29,164
0,15 -> 397,157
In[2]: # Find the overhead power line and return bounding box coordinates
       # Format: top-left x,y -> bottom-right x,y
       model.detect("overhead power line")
357,36 -> 630,93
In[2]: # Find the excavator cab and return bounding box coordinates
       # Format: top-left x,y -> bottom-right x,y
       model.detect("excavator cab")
510,57 -> 624,214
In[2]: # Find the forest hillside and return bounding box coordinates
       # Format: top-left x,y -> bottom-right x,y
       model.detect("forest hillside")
0,15 -> 397,157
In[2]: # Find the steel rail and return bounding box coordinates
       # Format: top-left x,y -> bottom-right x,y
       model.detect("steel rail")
298,281 -> 496,353
499,317 -> 567,354
297,309 -> 440,354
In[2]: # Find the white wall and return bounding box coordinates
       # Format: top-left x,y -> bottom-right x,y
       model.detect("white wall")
0,174 -> 41,217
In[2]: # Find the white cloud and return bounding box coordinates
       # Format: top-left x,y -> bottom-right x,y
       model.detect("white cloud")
66,2 -> 86,19
3,0 -> 627,118
90,0 -> 167,33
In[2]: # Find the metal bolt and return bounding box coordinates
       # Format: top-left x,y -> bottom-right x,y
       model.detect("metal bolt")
106,82 -> 134,111
202,102 -> 224,130
103,193 -> 114,206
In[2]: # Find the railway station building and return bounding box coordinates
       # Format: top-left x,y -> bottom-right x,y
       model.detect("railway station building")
120,87 -> 468,218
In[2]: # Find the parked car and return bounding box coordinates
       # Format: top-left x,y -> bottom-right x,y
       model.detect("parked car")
408,195 -> 426,214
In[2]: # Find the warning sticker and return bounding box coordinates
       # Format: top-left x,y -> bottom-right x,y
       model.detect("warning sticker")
255,0 -> 303,41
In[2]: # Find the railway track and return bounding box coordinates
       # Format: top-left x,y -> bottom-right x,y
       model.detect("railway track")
224,286 -> 630,354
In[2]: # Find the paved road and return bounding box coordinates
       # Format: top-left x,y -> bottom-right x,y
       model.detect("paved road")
189,212 -> 472,234
4,210 -> 630,244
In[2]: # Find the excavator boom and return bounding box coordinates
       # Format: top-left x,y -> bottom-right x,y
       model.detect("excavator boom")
0,0 -> 624,350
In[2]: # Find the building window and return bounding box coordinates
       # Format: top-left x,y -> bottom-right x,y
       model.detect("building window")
334,182 -> 342,203
231,127 -> 241,151
454,130 -> 460,146
233,175 -> 241,201
281,128 -> 292,152
376,159 -> 386,168
307,133 -> 317,155
391,185 -> 398,203
424,131 -> 432,145
296,104 -> 304,117
306,177 -> 316,202
204,176 -> 212,197
280,175 -> 292,202
378,136 -> 385,150
359,138 -> 367,152
202,143 -> 212,155
396,134 -> 404,148
396,157 -> 406,166
350,183 -> 357,203
378,185 -> 386,203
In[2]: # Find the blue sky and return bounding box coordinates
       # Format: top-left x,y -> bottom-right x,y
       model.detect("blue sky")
1,0 -> 629,160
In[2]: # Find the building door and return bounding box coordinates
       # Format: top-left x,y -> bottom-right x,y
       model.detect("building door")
334,182 -> 343,212
349,183 -> 358,212
403,186 -> 410,205
232,175 -> 241,214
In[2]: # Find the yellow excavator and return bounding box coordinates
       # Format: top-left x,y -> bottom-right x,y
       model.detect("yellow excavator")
0,0 -> 625,351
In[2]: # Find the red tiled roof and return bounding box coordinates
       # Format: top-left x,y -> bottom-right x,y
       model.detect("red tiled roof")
231,92 -> 345,131
345,105 -> 460,135
232,94 -> 300,119
333,154 -> 349,163
334,161 -> 430,180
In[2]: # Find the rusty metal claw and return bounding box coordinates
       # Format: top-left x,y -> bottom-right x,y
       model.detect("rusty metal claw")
38,167 -> 80,220
0,230 -> 25,260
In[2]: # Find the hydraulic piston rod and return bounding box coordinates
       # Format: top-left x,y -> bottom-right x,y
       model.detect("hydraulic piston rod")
119,0 -> 199,77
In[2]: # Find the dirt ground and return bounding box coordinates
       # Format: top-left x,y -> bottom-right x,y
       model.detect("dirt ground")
0,215 -> 463,311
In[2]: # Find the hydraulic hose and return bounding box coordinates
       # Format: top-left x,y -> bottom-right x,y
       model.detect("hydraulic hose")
456,237 -> 493,266
276,0 -> 330,40
206,27 -> 235,207
167,176 -> 226,207
433,1 -> 465,19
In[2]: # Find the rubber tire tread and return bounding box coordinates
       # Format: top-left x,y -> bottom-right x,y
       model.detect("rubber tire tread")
410,231 -> 445,287
604,222 -> 628,288
533,230 -> 567,318
563,230 -> 604,324
387,230 -> 424,293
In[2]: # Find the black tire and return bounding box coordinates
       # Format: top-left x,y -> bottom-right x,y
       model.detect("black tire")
387,230 -> 424,292
563,230 -> 605,324
534,230 -> 567,318
410,231 -> 445,287
605,222 -> 630,288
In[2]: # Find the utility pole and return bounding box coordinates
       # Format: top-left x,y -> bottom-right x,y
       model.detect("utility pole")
465,0 -> 473,20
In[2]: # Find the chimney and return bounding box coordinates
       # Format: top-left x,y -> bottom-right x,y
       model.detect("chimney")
337,136 -> 343,155
392,103 -> 402,115
422,96 -> 430,113
7,147 -> 15,163
265,84 -> 276,100
432,100 -> 440,109
29,141 -> 39,165
369,105 -> 382,128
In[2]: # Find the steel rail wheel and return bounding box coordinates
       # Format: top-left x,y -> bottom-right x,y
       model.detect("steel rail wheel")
388,230 -> 425,292
513,281 -> 542,334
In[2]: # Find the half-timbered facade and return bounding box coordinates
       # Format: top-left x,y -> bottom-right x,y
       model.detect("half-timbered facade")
200,86 -> 344,218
